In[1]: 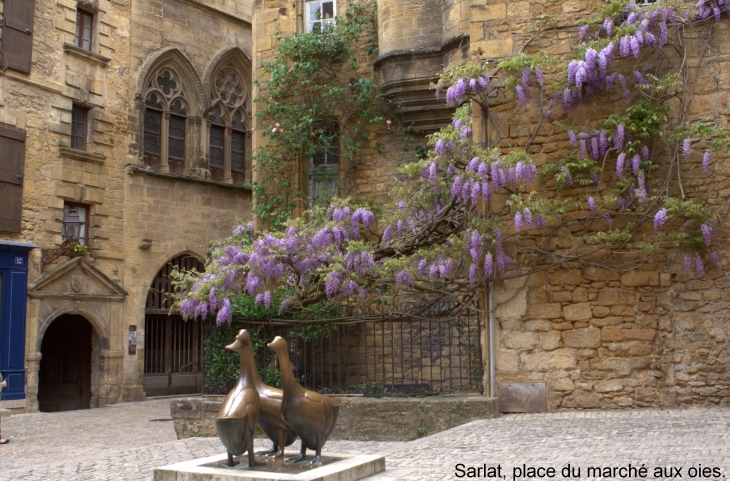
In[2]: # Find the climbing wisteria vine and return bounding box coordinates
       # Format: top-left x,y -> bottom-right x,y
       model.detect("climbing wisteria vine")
177,0 -> 730,325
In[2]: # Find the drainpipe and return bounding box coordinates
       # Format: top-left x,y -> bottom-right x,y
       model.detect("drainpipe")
488,284 -> 496,398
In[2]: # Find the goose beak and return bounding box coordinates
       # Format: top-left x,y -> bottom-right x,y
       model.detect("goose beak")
225,339 -> 244,351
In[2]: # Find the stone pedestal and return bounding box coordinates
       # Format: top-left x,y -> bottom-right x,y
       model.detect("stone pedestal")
154,452 -> 385,481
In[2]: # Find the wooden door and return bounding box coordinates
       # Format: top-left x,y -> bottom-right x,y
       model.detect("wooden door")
38,315 -> 92,412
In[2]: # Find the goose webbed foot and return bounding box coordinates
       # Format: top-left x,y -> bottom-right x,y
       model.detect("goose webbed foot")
258,443 -> 279,456
288,453 -> 307,463
309,455 -> 322,466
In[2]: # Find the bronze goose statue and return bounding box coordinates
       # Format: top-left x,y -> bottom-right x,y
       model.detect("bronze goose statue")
267,336 -> 342,465
246,333 -> 298,457
214,330 -> 264,467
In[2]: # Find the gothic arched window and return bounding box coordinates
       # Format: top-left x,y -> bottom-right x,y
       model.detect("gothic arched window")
142,67 -> 191,174
207,64 -> 250,185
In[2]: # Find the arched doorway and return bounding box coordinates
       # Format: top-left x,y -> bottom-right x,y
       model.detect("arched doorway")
37,315 -> 93,412
143,254 -> 205,396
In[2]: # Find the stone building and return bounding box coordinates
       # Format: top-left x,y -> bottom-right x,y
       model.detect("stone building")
1,0 -> 728,414
250,0 -> 730,411
0,0 -> 254,413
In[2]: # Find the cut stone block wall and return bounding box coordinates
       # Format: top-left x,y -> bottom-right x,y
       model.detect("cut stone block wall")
170,395 -> 499,442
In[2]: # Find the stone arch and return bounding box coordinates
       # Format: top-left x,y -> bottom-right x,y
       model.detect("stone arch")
37,305 -> 109,351
137,249 -> 206,310
35,312 -> 103,411
203,46 -> 252,120
136,48 -> 204,110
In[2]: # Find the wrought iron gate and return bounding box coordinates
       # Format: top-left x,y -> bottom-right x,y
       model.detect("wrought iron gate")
143,254 -> 204,396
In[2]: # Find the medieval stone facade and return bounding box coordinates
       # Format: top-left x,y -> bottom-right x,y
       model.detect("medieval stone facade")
250,0 -> 730,410
1,0 -> 728,413
0,0 -> 254,412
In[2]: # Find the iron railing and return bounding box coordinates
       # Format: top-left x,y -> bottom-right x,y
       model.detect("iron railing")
202,304 -> 483,397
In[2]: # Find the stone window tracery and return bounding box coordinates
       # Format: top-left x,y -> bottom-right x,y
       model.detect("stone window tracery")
142,67 -> 192,174
207,64 -> 250,185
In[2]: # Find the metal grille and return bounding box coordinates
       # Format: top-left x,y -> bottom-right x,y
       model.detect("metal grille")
209,126 -> 224,167
211,105 -> 225,126
146,254 -> 205,311
144,315 -> 167,374
144,315 -> 201,375
157,70 -> 177,95
145,93 -> 163,110
143,110 -> 161,154
203,307 -> 482,396
231,131 -> 245,172
168,116 -> 185,160
170,99 -> 186,116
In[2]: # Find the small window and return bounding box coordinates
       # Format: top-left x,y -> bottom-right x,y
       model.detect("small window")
305,0 -> 336,33
231,111 -> 246,185
75,9 -> 94,51
168,100 -> 187,174
63,202 -> 89,246
71,104 -> 88,151
307,123 -> 340,207
143,94 -> 162,170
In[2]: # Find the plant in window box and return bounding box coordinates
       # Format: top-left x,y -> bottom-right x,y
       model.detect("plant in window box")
62,240 -> 91,258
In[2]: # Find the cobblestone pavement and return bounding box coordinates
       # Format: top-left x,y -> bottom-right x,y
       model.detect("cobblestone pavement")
1,402 -> 728,480
369,407 -> 730,480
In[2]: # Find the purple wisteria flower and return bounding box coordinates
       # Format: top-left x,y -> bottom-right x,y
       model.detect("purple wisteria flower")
654,208 -> 667,230
711,251 -> 720,266
603,17 -> 614,35
701,223 -> 712,246
703,150 -> 712,172
616,152 -> 626,177
603,214 -> 612,228
588,196 -> 596,211
516,85 -> 527,109
695,254 -> 706,277
216,298 -> 231,326
579,139 -> 588,159
569,130 -> 577,146
523,208 -> 533,226
614,124 -> 625,150
632,154 -> 641,175
514,212 -> 523,232
641,145 -> 649,161
683,138 -> 692,158
483,252 -> 493,278
684,255 -> 692,271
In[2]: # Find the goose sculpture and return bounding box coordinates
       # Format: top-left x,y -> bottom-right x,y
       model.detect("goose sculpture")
214,330 -> 264,468
267,336 -> 342,465
247,335 -> 298,457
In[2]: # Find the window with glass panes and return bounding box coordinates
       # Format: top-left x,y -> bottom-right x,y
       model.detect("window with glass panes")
76,9 -> 93,51
168,100 -> 186,174
231,112 -> 246,184
209,105 -> 225,182
143,94 -> 163,170
71,104 -> 88,151
305,0 -> 336,32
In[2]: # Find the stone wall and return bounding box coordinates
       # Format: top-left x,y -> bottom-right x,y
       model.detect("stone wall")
472,0 -> 730,409
121,171 -> 252,398
170,395 -> 499,441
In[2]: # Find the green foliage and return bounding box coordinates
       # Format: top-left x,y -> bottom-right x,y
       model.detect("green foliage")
251,0 -> 401,230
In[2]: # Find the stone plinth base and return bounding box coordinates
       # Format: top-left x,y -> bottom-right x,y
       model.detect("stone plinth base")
172,395 -> 499,441
153,452 -> 385,481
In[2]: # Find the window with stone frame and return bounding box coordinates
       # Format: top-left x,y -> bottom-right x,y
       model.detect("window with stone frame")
208,65 -> 250,185
75,8 -> 94,51
142,68 -> 190,174
305,0 -> 336,33
307,121 -> 340,207
70,104 -> 88,151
